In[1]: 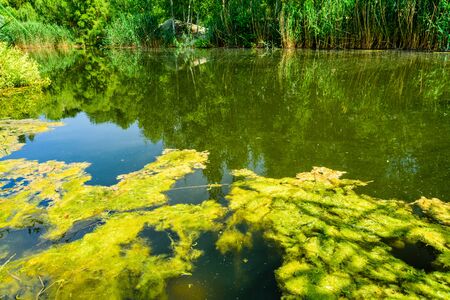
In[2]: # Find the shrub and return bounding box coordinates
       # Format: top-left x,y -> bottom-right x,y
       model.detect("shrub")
0,42 -> 49,90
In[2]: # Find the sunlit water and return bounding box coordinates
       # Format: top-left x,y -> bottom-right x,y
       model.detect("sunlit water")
1,49 -> 449,298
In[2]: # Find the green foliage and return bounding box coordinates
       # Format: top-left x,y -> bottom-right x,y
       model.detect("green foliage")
1,0 -> 449,48
0,21 -> 73,46
1,0 -> 108,45
279,0 -> 450,50
105,13 -> 159,47
0,42 -> 49,89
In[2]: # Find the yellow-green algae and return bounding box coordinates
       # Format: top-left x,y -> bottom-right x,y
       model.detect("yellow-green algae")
0,201 -> 225,299
0,121 -> 221,298
0,149 -> 209,239
0,119 -> 63,158
217,168 -> 450,299
1,119 -> 450,299
412,197 -> 450,226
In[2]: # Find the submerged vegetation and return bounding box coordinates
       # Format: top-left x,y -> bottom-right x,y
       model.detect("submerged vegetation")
1,1 -> 449,49
0,119 -> 449,298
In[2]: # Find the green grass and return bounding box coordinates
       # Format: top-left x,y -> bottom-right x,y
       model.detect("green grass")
0,21 -> 73,47
105,13 -> 160,47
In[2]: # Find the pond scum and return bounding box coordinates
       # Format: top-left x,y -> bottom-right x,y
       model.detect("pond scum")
0,120 -> 449,299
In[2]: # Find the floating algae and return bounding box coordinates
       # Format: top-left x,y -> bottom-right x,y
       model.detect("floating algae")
218,168 -> 450,299
0,201 -> 225,299
412,197 -> 450,226
0,119 -> 227,298
0,148 -> 209,239
0,119 -> 63,158
1,119 -> 450,299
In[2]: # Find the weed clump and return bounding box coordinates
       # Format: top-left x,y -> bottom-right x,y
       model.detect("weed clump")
0,201 -> 225,298
0,148 -> 209,239
0,122 -> 222,297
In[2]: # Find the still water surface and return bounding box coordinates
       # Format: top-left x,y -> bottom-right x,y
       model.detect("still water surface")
1,49 -> 449,298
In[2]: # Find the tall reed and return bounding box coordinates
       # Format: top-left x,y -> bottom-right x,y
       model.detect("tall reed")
279,0 -> 450,50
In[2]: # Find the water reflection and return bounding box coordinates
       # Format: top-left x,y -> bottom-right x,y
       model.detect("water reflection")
6,49 -> 450,201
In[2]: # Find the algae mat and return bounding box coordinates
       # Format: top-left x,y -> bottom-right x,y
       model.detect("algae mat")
0,119 -> 449,299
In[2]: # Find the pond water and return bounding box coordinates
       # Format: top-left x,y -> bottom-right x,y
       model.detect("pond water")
1,49 -> 449,298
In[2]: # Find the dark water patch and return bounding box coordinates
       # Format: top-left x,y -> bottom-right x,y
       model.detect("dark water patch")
1,179 -> 17,189
166,231 -> 282,299
37,199 -> 54,208
0,177 -> 30,197
0,226 -> 46,264
388,239 -> 440,272
165,171 -> 211,205
138,227 -> 178,256
57,218 -> 105,243
165,170 -> 231,206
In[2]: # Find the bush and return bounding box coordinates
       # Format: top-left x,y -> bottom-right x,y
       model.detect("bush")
106,13 -> 159,47
105,14 -> 141,46
0,42 -> 49,90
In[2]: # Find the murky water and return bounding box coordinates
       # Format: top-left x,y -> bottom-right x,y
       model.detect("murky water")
1,49 -> 449,298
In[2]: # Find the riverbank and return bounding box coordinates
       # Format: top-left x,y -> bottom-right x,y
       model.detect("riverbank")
1,1 -> 449,50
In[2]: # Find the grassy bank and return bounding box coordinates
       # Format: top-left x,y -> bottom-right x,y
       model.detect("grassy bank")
1,1 -> 449,50
0,21 -> 73,48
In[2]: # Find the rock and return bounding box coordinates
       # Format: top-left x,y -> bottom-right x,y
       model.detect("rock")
158,18 -> 207,37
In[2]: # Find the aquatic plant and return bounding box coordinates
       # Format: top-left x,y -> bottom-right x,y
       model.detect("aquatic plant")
0,123 -> 221,298
218,168 -> 450,298
0,119 -> 63,158
1,119 -> 449,298
0,148 -> 209,239
0,201 -> 225,298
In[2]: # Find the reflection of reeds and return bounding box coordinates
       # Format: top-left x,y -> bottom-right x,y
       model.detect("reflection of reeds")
277,50 -> 449,110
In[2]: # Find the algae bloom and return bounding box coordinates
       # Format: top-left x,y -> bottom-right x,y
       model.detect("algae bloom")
1,119 -> 449,299
218,168 -> 450,299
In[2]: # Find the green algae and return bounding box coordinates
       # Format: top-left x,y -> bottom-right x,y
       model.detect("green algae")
0,119 -> 63,158
0,201 -> 225,299
218,168 -> 450,299
0,149 -> 209,239
0,122 -> 222,298
412,197 -> 450,226
1,119 -> 449,299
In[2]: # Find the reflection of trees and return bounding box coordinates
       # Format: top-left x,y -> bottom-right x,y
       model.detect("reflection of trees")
36,49 -> 450,200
